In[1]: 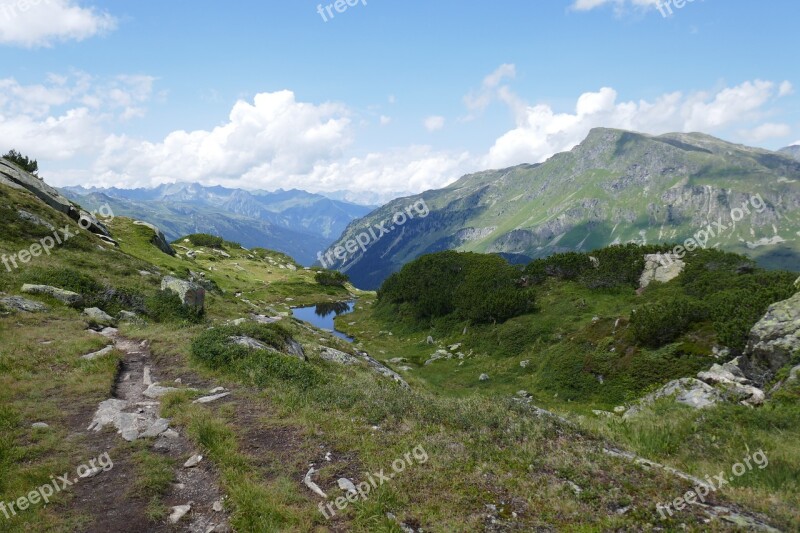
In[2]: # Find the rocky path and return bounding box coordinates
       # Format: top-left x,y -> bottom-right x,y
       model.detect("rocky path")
79,327 -> 230,532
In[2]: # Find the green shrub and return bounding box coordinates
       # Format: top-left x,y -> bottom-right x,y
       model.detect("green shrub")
184,233 -> 225,249
191,323 -> 321,389
22,267 -> 102,295
631,297 -> 709,348
315,270 -> 349,287
145,290 -> 204,324
379,251 -> 534,324
3,149 -> 38,175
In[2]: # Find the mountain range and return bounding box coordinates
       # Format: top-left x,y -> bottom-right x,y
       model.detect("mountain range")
60,183 -> 374,265
325,128 -> 800,289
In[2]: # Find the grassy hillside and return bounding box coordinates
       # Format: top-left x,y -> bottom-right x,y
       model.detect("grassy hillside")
1,176 -> 797,531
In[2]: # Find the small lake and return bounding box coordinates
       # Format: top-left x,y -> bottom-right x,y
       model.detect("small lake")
291,301 -> 356,342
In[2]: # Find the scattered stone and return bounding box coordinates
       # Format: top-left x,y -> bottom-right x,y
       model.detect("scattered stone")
79,466 -> 103,479
193,392 -> 231,404
613,406 -> 627,414
319,347 -> 358,365
516,390 -> 532,398
82,307 -> 115,326
567,481 -> 583,495
134,221 -> 175,256
520,360 -> 530,368
426,336 -> 434,345
161,276 -> 205,310
745,291 -> 800,383
118,310 -> 139,322
388,357 -> 407,364
479,373 -> 490,382
448,343 -> 462,351
143,384 -> 181,399
209,387 -> 225,394
184,454 -> 203,468
169,503 -> 192,524
624,378 -> 721,418
163,429 -> 180,439
592,410 -> 615,418
0,296 -> 49,313
337,478 -> 357,494
139,418 -> 170,439
285,337 -> 307,361
82,345 -> 114,360
143,367 -> 152,386
639,254 -> 686,289
21,284 -> 82,306
31,422 -> 50,429
212,501 -> 224,513
16,209 -> 55,230
303,468 -> 327,499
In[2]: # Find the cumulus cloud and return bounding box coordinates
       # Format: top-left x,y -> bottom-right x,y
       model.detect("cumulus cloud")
424,115 -> 445,132
483,77 -> 794,169
0,72 -> 155,159
379,115 -> 391,126
0,0 -> 116,47
738,123 -> 792,143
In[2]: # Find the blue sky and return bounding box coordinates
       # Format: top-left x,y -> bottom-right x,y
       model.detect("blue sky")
0,0 -> 798,202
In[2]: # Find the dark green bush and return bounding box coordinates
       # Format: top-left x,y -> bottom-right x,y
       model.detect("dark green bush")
22,267 -> 102,295
3,149 -> 38,175
379,251 -> 534,324
145,290 -> 205,324
184,233 -> 225,249
631,297 -> 709,348
191,323 -> 321,389
315,270 -> 349,287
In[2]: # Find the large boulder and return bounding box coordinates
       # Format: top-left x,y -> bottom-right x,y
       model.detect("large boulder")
83,307 -> 115,327
134,221 -> 175,256
0,296 -> 49,313
0,159 -> 111,237
745,291 -> 800,382
624,378 -> 721,418
160,277 -> 205,310
639,254 -> 685,289
21,284 -> 83,306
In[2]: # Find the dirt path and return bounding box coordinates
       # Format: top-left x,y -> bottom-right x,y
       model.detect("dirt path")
70,327 -> 230,532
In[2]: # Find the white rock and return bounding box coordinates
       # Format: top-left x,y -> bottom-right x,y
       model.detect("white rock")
193,392 -> 231,404
82,345 -> 114,360
169,503 -> 192,524
337,478 -> 357,494
184,454 -> 203,468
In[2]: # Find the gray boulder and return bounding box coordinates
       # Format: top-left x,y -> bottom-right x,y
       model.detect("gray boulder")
625,378 -> 721,418
745,291 -> 800,382
21,284 -> 83,306
134,221 -> 175,256
319,347 -> 359,365
16,209 -> 55,231
83,307 -> 115,326
0,296 -> 49,313
1,159 -> 111,237
161,276 -> 205,310
285,338 -> 307,361
639,254 -> 685,289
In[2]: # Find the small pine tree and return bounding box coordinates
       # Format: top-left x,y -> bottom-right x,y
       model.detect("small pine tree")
3,149 -> 39,176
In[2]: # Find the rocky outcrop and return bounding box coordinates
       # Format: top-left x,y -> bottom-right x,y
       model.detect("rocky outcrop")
134,221 -> 175,256
21,284 -> 83,306
624,378 -> 721,418
1,159 -> 111,238
0,296 -> 49,313
639,254 -> 685,288
83,307 -> 116,327
161,277 -> 205,310
745,291 -> 800,381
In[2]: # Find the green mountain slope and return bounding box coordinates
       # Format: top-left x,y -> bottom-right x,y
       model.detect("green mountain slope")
327,128 -> 800,289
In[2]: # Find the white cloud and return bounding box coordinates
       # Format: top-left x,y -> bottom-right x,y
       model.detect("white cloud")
463,63 -> 516,118
779,81 -> 794,97
738,123 -> 792,143
483,78 -> 793,169
0,0 -> 116,47
424,115 -> 445,132
379,115 -> 391,126
571,0 -> 661,13
0,72 -> 155,158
